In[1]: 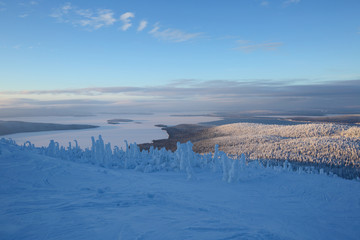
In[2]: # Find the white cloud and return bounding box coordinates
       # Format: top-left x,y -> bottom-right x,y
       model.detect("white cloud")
235,40 -> 283,52
30,1 -> 39,5
149,23 -> 202,42
119,12 -> 135,31
137,20 -> 147,31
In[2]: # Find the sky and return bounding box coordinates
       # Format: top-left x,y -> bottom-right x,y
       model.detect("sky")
0,0 -> 360,116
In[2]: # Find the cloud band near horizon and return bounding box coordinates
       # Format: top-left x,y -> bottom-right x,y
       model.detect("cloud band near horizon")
1,79 -> 359,117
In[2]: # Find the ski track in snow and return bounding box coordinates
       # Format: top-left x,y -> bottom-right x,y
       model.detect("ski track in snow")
0,142 -> 360,240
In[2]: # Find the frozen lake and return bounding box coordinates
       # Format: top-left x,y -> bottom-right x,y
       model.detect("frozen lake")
1,113 -> 220,149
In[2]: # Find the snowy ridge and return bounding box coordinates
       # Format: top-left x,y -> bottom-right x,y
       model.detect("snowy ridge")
1,135 -> 342,182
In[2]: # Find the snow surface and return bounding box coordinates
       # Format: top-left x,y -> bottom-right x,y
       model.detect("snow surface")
0,138 -> 360,240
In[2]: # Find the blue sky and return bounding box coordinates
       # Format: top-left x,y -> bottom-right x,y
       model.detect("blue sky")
0,0 -> 360,115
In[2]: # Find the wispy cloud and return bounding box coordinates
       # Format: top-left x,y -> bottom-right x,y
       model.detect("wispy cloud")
149,23 -> 203,42
51,3 -> 116,30
16,1 -> 41,18
19,1 -> 39,6
13,45 -> 22,50
79,9 -> 116,30
49,3 -> 205,43
119,12 -> 135,31
260,1 -> 269,7
5,87 -> 141,96
137,20 -> 147,32
0,1 -> 6,11
236,39 -> 251,45
50,2 -> 72,19
234,40 -> 283,52
283,0 -> 301,6
8,43 -> 39,50
19,13 -> 29,18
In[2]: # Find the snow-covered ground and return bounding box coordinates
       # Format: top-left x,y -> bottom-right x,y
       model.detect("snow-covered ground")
0,139 -> 360,240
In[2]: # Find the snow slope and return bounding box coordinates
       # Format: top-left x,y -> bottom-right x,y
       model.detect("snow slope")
0,139 -> 360,240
